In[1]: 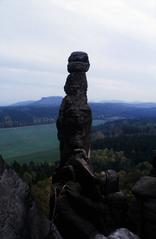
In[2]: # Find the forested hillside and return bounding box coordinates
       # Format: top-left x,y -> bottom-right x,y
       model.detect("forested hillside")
92,119 -> 156,163
0,106 -> 59,127
1,99 -> 156,128
91,119 -> 156,193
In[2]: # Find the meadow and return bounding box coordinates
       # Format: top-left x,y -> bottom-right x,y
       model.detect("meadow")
0,120 -> 106,164
0,124 -> 59,164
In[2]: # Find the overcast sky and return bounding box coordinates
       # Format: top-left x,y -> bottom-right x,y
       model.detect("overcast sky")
0,0 -> 156,105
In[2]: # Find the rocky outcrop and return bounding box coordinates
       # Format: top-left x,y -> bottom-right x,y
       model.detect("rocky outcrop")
0,155 -> 50,239
0,151 -> 139,239
57,51 -> 92,166
132,176 -> 156,239
132,176 -> 156,198
52,52 -> 139,239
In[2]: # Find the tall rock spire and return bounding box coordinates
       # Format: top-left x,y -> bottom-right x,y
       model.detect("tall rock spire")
56,51 -> 92,166
52,52 -> 139,239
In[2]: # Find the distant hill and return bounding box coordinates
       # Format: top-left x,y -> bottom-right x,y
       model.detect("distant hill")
90,102 -> 156,119
1,97 -> 156,128
11,100 -> 35,106
10,97 -> 156,109
11,96 -> 63,107
130,102 -> 156,108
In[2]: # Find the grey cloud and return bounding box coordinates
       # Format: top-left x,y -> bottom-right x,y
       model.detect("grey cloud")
0,0 -> 156,104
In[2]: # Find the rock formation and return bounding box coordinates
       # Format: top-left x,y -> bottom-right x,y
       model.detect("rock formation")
132,156 -> 156,239
56,51 -> 92,166
52,52 -> 139,239
0,155 -> 50,239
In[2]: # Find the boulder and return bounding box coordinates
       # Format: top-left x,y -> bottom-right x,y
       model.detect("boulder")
132,176 -> 156,198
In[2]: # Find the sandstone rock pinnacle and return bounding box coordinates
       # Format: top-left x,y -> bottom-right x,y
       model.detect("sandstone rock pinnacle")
57,51 -> 92,166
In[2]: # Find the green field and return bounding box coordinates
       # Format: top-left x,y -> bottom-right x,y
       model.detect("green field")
0,124 -> 59,164
0,120 -> 106,164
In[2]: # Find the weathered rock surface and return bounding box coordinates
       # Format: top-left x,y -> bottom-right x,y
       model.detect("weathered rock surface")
53,52 -> 136,239
67,51 -> 90,73
132,176 -> 156,198
132,176 -> 156,239
0,156 -> 50,239
57,51 -> 92,166
107,228 -> 139,239
93,228 -> 139,239
93,234 -> 107,239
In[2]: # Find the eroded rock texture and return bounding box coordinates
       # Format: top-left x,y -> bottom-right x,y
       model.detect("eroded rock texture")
57,51 -> 92,166
53,52 -> 138,239
132,176 -> 156,239
0,156 -> 50,239
107,228 -> 139,239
